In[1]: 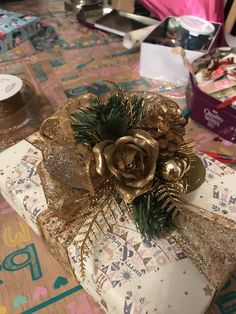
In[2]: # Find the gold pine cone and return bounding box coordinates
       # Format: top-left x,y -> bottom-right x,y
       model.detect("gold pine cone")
141,96 -> 187,156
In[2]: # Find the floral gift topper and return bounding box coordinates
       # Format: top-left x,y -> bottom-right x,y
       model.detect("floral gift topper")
40,87 -> 205,241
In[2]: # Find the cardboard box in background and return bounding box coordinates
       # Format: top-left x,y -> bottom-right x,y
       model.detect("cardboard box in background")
0,9 -> 41,53
140,17 -> 225,86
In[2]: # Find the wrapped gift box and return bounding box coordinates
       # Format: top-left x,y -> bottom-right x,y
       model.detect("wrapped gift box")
0,98 -> 235,313
0,9 -> 41,53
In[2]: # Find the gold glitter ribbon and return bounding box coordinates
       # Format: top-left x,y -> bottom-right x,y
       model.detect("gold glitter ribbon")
172,202 -> 236,288
36,94 -> 103,220
29,93 -> 236,289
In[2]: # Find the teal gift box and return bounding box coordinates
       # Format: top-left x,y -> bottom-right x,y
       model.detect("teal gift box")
0,9 -> 41,53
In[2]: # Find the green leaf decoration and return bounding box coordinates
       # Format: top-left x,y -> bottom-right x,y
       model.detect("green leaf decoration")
98,116 -> 129,141
126,94 -> 144,129
131,181 -> 182,239
72,90 -> 145,145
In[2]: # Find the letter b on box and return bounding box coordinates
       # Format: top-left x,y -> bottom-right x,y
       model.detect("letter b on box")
2,243 -> 42,280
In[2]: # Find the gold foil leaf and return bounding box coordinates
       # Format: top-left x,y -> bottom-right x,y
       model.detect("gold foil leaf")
65,93 -> 96,115
40,116 -> 74,144
183,155 -> 206,193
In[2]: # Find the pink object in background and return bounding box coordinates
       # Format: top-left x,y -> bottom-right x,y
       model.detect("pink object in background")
139,0 -> 224,22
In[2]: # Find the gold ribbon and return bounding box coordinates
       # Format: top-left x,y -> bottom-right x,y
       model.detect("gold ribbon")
33,93 -> 236,288
173,202 -> 236,288
36,94 -> 104,219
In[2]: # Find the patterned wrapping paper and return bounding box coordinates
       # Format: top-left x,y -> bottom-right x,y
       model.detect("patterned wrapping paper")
0,128 -> 235,313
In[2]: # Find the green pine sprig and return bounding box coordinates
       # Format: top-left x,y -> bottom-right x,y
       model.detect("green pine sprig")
71,91 -> 144,146
131,180 -> 182,239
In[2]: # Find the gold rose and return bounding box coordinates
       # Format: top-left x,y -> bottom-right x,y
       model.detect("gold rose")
93,129 -> 159,204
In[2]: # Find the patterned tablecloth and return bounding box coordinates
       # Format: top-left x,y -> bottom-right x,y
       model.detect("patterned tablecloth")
0,1 -> 235,313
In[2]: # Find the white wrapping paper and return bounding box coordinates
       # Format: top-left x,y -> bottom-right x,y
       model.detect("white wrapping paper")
0,139 -> 235,313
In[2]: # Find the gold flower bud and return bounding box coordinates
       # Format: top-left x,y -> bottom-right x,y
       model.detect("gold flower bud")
93,129 -> 159,203
160,160 -> 182,182
160,154 -> 190,182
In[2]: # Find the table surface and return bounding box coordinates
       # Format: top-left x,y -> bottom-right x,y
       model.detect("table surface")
0,1 -> 236,313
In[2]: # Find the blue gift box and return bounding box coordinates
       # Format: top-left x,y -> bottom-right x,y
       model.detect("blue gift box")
0,9 -> 41,53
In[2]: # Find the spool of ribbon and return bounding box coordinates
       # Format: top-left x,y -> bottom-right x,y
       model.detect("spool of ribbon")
0,75 -> 25,117
0,75 -> 36,135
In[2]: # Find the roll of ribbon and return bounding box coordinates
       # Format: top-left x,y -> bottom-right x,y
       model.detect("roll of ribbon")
0,75 -> 36,135
0,74 -> 25,117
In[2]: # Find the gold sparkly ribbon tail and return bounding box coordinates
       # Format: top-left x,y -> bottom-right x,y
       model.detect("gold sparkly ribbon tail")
172,202 -> 236,288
